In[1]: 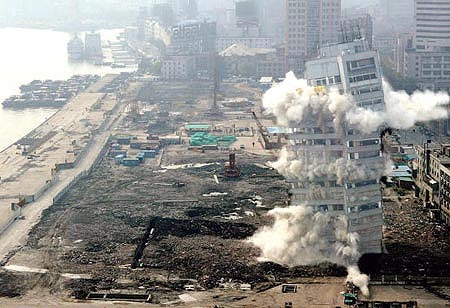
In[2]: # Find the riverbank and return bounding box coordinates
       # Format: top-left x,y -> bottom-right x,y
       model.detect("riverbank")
0,27 -> 133,151
0,74 -> 126,262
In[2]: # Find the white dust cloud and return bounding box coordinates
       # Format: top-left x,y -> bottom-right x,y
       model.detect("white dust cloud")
249,72 -> 449,296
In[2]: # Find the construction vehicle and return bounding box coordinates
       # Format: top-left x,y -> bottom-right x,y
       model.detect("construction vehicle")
340,282 -> 359,307
224,153 -> 240,178
251,111 -> 282,149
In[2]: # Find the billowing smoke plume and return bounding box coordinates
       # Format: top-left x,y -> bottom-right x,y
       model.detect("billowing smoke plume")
271,148 -> 390,186
348,82 -> 450,132
249,72 -> 449,296
262,73 -> 351,128
251,206 -> 360,265
263,72 -> 449,133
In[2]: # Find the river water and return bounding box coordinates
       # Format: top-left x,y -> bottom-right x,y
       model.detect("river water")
0,27 -> 131,151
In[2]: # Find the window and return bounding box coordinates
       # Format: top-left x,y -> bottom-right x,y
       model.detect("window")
330,139 -> 342,145
360,203 -> 380,212
334,204 -> 344,211
319,205 -> 329,212
360,139 -> 380,146
347,58 -> 375,71
358,150 -> 380,159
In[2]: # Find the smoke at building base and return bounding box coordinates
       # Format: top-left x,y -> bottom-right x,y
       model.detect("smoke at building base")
248,71 -> 449,296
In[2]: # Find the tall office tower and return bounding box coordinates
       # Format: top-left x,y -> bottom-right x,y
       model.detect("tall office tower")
395,33 -> 414,77
285,0 -> 341,75
287,38 -> 385,254
259,0 -> 286,44
185,0 -> 198,19
412,0 -> 450,91
379,0 -> 414,28
341,13 -> 373,49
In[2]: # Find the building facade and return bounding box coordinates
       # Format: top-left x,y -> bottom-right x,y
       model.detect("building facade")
413,0 -> 450,91
216,37 -> 272,52
161,55 -> 195,80
219,44 -> 285,79
164,20 -> 217,80
285,0 -> 341,75
415,142 -> 450,225
287,39 -> 385,254
341,14 -> 373,49
395,33 -> 414,77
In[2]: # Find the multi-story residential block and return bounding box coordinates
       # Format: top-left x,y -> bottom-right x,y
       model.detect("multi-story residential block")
218,44 -> 285,79
439,162 -> 450,225
259,0 -> 286,44
340,14 -> 373,49
285,0 -> 341,75
395,33 -> 414,77
256,47 -> 286,79
413,0 -> 450,91
376,0 -> 414,34
415,142 -> 450,225
168,20 -> 217,55
161,55 -> 195,80
373,35 -> 396,58
164,20 -> 216,80
415,142 -> 442,209
287,38 -> 384,254
216,37 -> 272,53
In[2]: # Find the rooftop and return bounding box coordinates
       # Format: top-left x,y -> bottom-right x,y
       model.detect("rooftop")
219,44 -> 275,57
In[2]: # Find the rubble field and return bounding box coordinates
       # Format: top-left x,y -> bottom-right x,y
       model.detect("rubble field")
1,80 -> 450,305
3,147 -> 450,302
360,187 -> 450,278
4,147 -> 300,301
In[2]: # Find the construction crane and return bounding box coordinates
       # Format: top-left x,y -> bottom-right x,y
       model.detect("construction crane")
252,111 -> 274,149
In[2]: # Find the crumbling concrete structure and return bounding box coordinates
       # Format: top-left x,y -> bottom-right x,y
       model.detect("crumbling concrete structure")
287,39 -> 385,254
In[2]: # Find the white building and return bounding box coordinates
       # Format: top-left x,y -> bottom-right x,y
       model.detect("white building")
412,0 -> 450,91
287,39 -> 385,254
161,55 -> 195,80
216,37 -> 272,52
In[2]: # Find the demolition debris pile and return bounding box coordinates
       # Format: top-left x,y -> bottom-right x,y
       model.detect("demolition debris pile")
249,72 -> 450,296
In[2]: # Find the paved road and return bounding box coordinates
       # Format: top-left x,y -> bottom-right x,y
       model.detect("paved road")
0,95 -> 125,264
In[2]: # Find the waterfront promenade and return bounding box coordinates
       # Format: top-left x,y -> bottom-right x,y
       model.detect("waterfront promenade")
0,74 -> 124,262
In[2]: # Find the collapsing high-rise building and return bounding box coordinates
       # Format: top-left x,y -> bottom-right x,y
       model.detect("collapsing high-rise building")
286,38 -> 385,254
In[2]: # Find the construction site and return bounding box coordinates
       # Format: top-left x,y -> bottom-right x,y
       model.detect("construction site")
0,76 -> 449,308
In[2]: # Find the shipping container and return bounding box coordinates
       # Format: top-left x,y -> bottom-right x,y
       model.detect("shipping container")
110,150 -> 127,158
140,150 -> 156,158
123,158 -> 140,167
114,155 -> 124,165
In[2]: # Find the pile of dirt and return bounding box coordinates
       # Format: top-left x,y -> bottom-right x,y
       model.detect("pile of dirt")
361,190 -> 450,276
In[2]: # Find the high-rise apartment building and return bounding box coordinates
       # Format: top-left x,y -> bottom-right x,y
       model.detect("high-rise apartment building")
411,0 -> 450,91
415,0 -> 450,51
285,0 -> 341,75
341,14 -> 373,49
287,38 -> 384,254
395,33 -> 414,76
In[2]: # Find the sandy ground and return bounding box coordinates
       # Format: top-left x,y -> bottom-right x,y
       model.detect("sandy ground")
0,283 -> 448,307
0,76 -> 135,263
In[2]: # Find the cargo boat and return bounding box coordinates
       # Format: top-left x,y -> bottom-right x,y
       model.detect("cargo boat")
2,75 -> 100,109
